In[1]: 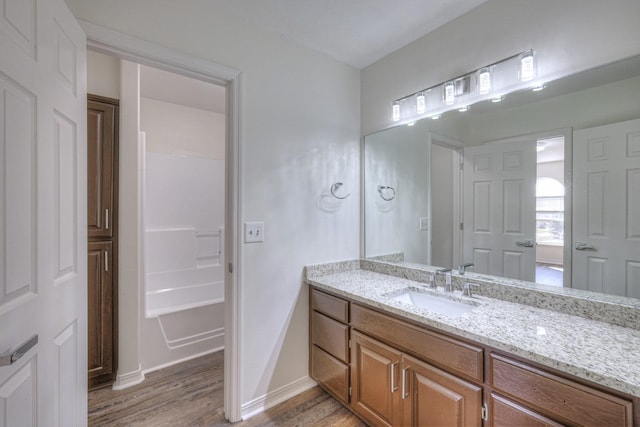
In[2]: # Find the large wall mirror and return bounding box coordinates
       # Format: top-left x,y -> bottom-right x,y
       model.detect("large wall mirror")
364,55 -> 640,299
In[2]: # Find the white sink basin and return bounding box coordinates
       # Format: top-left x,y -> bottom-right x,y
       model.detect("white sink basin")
386,287 -> 476,317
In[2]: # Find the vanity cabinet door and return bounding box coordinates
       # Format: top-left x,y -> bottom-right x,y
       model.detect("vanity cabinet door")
402,354 -> 482,427
489,393 -> 563,427
350,330 -> 402,427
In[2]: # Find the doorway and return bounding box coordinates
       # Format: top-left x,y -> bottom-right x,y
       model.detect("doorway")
535,136 -> 566,286
84,25 -> 242,419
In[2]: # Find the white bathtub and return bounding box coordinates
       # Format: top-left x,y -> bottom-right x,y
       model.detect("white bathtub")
145,265 -> 224,318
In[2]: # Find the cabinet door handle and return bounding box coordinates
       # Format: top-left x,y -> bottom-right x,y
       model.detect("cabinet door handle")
401,367 -> 409,399
105,208 -> 109,229
105,251 -> 109,272
0,335 -> 38,366
390,362 -> 398,393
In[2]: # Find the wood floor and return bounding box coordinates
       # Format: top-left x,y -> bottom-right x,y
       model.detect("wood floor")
88,351 -> 365,426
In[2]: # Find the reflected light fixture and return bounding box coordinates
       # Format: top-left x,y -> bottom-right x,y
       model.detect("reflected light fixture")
407,121 -> 415,126
392,101 -> 400,122
443,81 -> 455,105
416,92 -> 426,114
478,67 -> 491,94
532,84 -> 546,92
431,114 -> 441,120
491,96 -> 504,103
458,105 -> 470,112
520,50 -> 536,81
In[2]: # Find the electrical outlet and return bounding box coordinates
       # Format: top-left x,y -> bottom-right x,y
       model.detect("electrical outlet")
419,217 -> 429,231
245,222 -> 264,243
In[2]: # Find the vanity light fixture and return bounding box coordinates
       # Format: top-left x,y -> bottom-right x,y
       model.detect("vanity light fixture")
392,101 -> 400,122
416,92 -> 426,114
391,49 -> 538,123
478,67 -> 491,94
519,50 -> 536,82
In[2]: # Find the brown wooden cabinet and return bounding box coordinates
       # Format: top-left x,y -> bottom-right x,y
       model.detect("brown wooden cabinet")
88,241 -> 114,387
350,330 -> 402,427
87,95 -> 118,389
309,286 -> 637,426
402,353 -> 482,427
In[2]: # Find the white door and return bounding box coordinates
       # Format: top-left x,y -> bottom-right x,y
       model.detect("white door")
463,137 -> 537,280
573,118 -> 640,297
0,0 -> 87,425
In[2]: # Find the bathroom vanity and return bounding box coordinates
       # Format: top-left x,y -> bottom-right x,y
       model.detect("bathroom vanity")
306,260 -> 640,426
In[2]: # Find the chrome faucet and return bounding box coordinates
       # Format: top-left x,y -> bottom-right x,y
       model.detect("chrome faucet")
463,282 -> 480,297
459,263 -> 474,275
435,268 -> 453,292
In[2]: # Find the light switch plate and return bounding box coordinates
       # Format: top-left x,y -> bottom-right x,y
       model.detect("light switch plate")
245,221 -> 264,243
419,217 -> 429,231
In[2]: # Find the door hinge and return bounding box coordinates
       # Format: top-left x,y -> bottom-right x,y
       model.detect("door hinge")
481,403 -> 488,421
228,262 -> 233,274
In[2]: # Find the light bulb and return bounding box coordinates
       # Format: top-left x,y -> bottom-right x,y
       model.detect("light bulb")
443,82 -> 455,105
478,68 -> 491,94
416,92 -> 426,114
392,102 -> 400,122
520,50 -> 535,82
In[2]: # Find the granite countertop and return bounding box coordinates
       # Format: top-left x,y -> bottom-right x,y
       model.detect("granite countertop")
305,265 -> 640,399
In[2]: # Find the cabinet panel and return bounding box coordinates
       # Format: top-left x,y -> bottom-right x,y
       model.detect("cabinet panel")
311,345 -> 349,404
490,393 -> 563,427
351,304 -> 483,382
403,354 -> 482,427
88,241 -> 114,388
311,311 -> 349,363
311,288 -> 349,323
87,98 -> 117,239
351,330 -> 402,427
491,354 -> 632,427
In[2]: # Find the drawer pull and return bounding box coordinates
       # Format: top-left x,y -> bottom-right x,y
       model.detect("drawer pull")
390,362 -> 398,393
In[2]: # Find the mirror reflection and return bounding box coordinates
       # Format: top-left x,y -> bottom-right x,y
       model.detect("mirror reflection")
364,55 -> 640,298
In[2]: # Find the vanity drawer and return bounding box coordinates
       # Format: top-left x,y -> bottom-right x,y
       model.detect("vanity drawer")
351,304 -> 483,382
311,311 -> 349,363
311,288 -> 349,323
490,354 -> 633,427
311,345 -> 349,404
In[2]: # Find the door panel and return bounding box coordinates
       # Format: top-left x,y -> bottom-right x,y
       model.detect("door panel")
463,138 -> 536,280
0,0 -> 87,425
88,241 -> 114,386
573,119 -> 640,296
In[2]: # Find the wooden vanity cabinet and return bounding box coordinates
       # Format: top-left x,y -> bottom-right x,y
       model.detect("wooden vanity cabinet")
402,353 -> 482,427
309,286 -> 636,427
310,289 -> 350,404
350,330 -> 402,427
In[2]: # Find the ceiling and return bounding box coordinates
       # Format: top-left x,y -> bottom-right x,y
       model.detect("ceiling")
213,0 -> 488,69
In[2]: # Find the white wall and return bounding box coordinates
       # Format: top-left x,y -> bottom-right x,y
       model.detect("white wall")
87,50 -> 120,99
365,121 -> 430,263
141,97 -> 225,159
67,0 -> 361,412
362,0 -> 640,135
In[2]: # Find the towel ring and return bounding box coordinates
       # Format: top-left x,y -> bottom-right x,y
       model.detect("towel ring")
377,185 -> 396,201
330,182 -> 350,199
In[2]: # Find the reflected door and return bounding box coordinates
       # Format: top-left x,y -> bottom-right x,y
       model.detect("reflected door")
463,139 -> 537,280
573,118 -> 640,297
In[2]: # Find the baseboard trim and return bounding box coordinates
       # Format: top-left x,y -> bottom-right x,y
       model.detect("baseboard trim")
241,376 -> 317,420
112,364 -> 145,390
142,346 -> 224,375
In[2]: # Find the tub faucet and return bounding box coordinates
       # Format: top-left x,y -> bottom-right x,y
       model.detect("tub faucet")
459,263 -> 474,275
435,268 -> 453,292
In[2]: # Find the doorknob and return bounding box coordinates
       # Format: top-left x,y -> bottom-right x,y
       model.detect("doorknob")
0,335 -> 38,367
575,242 -> 596,251
516,239 -> 536,247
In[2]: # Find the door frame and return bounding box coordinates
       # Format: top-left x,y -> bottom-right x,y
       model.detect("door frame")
80,20 -> 243,422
